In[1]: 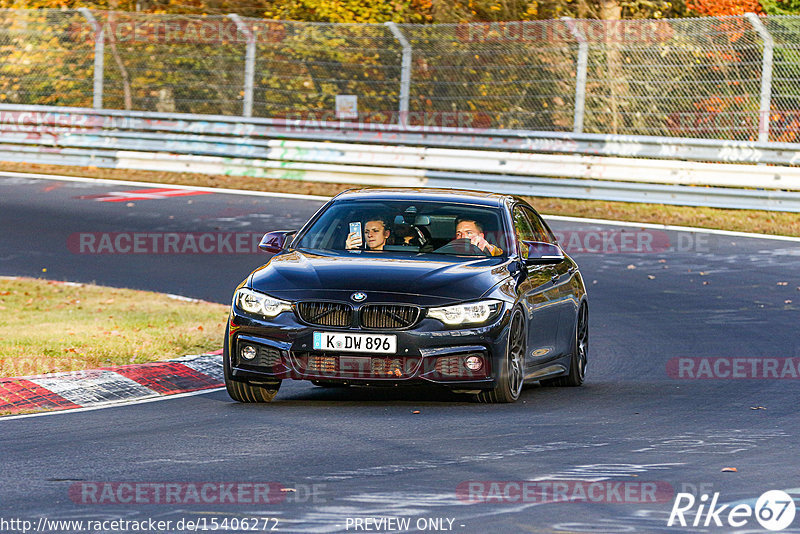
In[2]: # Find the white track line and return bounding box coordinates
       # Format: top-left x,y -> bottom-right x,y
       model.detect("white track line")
3,169 -> 799,242
0,170 -> 330,202
544,215 -> 800,243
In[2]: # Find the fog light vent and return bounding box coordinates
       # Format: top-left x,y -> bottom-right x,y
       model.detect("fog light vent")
261,347 -> 281,366
435,356 -> 461,377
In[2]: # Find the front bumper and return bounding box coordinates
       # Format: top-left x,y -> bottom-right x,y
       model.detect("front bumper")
227,307 -> 511,389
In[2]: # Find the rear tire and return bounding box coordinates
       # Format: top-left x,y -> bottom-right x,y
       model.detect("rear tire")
223,325 -> 281,403
541,303 -> 587,387
475,309 -> 525,403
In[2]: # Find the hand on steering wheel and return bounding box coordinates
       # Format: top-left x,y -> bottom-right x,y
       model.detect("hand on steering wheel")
434,238 -> 486,255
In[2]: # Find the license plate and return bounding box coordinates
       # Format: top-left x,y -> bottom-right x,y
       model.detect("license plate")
313,332 -> 396,354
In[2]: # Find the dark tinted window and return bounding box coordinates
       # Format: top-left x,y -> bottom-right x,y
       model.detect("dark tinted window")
521,207 -> 554,243
513,207 -> 537,243
294,199 -> 510,257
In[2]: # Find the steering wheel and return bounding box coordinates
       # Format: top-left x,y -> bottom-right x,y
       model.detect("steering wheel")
433,238 -> 487,256
411,225 -> 429,246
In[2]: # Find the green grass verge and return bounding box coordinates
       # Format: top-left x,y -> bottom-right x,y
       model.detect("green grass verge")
3,161 -> 799,238
0,277 -> 228,378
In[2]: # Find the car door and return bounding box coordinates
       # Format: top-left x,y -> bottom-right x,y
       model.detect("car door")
524,207 -> 579,360
512,206 -> 562,370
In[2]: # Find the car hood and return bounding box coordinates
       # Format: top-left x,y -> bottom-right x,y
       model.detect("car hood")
248,249 -> 513,306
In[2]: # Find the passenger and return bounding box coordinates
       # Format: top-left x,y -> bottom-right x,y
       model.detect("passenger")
454,218 -> 503,256
346,217 -> 391,251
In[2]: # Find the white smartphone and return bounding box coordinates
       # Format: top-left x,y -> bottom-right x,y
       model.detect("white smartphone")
349,221 -> 362,247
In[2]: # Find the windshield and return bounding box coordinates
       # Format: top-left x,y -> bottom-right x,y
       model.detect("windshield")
293,199 -> 510,258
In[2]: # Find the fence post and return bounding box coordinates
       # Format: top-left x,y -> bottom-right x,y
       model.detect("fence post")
745,13 -> 774,143
78,8 -> 104,110
228,14 -> 256,118
562,17 -> 588,134
385,22 -> 412,126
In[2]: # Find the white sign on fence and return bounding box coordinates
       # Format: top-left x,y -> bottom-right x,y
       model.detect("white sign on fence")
335,95 -> 358,120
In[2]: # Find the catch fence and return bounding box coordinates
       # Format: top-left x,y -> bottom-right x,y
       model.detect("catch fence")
2,10 -> 800,142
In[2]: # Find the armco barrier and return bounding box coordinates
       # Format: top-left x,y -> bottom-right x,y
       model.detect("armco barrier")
1,104 -> 800,212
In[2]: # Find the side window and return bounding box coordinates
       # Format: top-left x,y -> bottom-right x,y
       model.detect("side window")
513,207 -> 536,243
522,208 -> 554,244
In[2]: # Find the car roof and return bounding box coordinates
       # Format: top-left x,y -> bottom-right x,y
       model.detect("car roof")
332,188 -> 513,207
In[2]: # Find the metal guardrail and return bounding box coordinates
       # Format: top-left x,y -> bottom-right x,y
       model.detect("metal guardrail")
1,104 -> 800,212
4,104 -> 800,165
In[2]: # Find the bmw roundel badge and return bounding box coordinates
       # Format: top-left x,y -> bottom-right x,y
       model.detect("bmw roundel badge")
351,292 -> 367,302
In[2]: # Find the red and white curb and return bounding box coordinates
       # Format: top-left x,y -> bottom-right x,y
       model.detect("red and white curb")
0,351 -> 223,415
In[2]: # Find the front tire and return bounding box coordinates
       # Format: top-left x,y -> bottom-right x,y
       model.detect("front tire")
476,309 -> 525,403
542,302 -> 587,387
223,324 -> 281,403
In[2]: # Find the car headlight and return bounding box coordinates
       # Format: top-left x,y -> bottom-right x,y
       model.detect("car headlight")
235,288 -> 292,318
428,300 -> 503,326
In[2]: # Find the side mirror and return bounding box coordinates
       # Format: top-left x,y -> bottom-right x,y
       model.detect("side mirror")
259,230 -> 296,253
520,240 -> 564,265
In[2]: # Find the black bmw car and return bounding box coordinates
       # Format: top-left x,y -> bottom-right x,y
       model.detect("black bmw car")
224,188 -> 588,403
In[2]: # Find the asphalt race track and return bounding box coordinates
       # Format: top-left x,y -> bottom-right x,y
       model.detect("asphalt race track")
1,174 -> 799,534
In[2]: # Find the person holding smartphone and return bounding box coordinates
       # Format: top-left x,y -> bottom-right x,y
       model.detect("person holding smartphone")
346,216 -> 391,251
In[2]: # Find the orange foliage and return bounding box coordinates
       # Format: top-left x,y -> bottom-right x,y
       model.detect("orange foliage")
687,0 -> 762,16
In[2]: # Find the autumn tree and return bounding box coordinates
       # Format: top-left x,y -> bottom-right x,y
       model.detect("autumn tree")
686,0 -> 762,16
263,0 -> 689,23
0,1 -> 273,17
533,0 -> 688,19
760,0 -> 800,14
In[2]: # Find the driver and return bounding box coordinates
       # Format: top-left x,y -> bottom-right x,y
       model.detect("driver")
346,217 -> 391,251
455,218 -> 503,256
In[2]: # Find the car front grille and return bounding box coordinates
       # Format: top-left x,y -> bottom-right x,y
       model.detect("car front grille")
296,301 -> 419,329
296,302 -> 352,327
370,357 -> 406,377
360,304 -> 420,329
293,353 -> 420,379
306,355 -> 337,374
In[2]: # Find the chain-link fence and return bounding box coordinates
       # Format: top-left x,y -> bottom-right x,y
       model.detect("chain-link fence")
1,9 -> 799,142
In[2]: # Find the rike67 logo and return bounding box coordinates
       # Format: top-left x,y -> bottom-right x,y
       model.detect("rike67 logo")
668,490 -> 796,531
